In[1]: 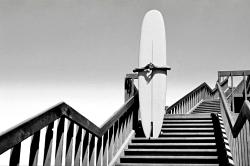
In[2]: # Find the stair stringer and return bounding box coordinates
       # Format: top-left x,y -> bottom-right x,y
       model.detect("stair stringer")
109,130 -> 135,166
186,99 -> 204,114
216,113 -> 235,166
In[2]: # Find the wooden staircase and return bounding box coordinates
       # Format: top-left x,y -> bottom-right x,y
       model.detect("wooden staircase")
116,99 -> 229,166
191,99 -> 220,114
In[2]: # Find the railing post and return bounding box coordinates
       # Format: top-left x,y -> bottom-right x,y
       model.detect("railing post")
231,72 -> 235,113
243,72 -> 247,101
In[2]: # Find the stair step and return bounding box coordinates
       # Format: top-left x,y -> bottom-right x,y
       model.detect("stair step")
165,114 -> 211,117
195,108 -> 220,111
128,143 -> 216,149
161,128 -> 214,132
192,108 -> 220,111
192,111 -> 219,114
159,132 -> 215,137
120,156 -> 218,164
132,137 -> 215,143
191,112 -> 219,115
163,119 -> 213,123
191,111 -> 219,114
164,116 -> 212,120
162,123 -> 213,128
124,149 -> 217,156
190,112 -> 217,115
199,103 -> 219,107
116,164 -> 219,166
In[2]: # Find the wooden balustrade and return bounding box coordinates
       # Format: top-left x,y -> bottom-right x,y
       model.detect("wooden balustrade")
217,81 -> 250,166
166,78 -> 228,114
0,77 -> 139,166
218,70 -> 250,113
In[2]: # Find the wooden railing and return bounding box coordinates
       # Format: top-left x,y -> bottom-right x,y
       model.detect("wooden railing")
217,70 -> 250,166
166,78 -> 228,114
219,70 -> 250,113
0,77 -> 139,166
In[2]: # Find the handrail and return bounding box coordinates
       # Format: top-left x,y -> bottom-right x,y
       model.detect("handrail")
217,82 -> 250,137
0,76 -> 139,166
0,93 -> 138,155
166,82 -> 211,114
166,78 -> 228,114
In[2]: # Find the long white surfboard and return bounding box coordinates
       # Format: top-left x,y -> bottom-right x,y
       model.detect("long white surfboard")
137,10 -> 168,138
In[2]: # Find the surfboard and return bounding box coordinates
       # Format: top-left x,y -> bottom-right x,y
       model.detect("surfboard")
137,10 -> 168,138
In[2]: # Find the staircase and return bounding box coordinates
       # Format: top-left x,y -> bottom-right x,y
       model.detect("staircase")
191,99 -> 220,114
116,99 -> 228,166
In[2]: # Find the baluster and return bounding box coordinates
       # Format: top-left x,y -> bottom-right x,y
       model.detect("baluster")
43,122 -> 54,166
196,92 -> 198,103
124,111 -> 129,140
193,93 -> 195,106
74,125 -> 82,166
188,97 -> 191,110
181,102 -> 183,114
29,130 -> 40,166
186,99 -> 188,113
102,131 -> 109,166
243,72 -> 247,101
190,97 -> 192,110
10,142 -> 21,166
129,108 -> 133,133
89,133 -> 96,166
194,92 -> 197,106
183,100 -> 185,114
96,137 -> 103,166
96,136 -> 102,166
118,116 -> 124,149
231,72 -> 235,113
65,120 -> 74,165
82,131 -> 89,166
55,117 -> 65,165
190,95 -> 193,109
108,125 -> 114,164
120,114 -> 125,146
190,95 -> 194,109
113,121 -> 119,156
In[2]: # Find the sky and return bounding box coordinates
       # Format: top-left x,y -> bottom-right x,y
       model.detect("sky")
1,0 -> 250,134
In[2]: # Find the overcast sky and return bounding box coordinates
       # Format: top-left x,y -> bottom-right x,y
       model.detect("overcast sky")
1,0 -> 250,133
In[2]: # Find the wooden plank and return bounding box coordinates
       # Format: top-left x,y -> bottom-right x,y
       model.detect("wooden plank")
96,136 -> 102,166
243,124 -> 248,166
247,122 -> 250,165
65,120 -> 74,166
218,70 -> 250,77
9,142 -> 21,166
108,131 -> 135,166
102,131 -> 108,166
126,73 -> 138,79
239,129 -> 243,166
113,121 -> 119,156
74,125 -> 82,166
0,102 -> 64,155
55,117 -> 65,165
82,130 -> 89,166
43,122 -> 54,166
108,125 -> 114,164
29,130 -> 40,166
89,133 -> 96,166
